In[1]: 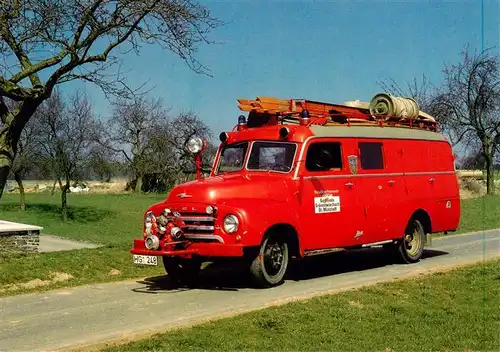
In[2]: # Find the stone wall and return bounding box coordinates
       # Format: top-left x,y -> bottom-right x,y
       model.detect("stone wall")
0,230 -> 40,253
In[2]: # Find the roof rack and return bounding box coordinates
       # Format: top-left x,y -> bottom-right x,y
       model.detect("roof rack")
237,95 -> 438,132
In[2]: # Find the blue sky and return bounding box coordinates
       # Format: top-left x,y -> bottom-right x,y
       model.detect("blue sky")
70,0 -> 499,140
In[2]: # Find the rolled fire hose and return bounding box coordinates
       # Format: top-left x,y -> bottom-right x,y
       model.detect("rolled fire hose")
369,93 -> 420,120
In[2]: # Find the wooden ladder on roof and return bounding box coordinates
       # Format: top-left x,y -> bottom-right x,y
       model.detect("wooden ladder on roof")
237,96 -> 438,131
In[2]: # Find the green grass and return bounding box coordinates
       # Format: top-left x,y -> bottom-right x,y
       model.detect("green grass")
0,192 -> 500,296
0,192 -> 166,295
105,259 -> 500,352
455,195 -> 500,234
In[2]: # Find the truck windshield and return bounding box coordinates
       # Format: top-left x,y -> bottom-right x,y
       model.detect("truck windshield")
217,142 -> 249,173
247,141 -> 296,173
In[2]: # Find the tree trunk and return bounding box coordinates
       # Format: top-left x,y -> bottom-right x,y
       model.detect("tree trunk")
14,171 -> 26,211
485,153 -> 495,195
0,129 -> 15,200
0,165 -> 9,199
61,182 -> 69,221
134,174 -> 143,193
0,100 -> 41,200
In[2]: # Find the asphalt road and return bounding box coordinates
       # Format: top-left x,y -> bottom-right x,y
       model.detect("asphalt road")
1,230 -> 499,352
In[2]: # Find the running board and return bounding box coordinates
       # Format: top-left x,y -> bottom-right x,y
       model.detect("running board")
304,248 -> 345,256
303,236 -> 429,257
361,240 -> 394,247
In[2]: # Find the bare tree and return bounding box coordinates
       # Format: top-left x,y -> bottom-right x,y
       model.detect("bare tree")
143,111 -> 213,190
378,74 -> 435,113
167,111 -> 212,175
10,116 -> 41,210
103,95 -> 169,191
102,95 -> 212,192
36,90 -> 98,220
0,0 -> 220,198
87,144 -> 116,182
430,47 -> 500,195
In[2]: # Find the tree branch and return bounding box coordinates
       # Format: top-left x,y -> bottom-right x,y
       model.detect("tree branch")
0,19 -> 41,86
9,50 -> 69,84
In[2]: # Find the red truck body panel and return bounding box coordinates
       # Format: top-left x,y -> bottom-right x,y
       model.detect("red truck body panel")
131,92 -> 460,266
131,121 -> 460,259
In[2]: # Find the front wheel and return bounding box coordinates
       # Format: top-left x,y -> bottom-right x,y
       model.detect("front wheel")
396,218 -> 425,263
162,257 -> 201,286
250,235 -> 289,288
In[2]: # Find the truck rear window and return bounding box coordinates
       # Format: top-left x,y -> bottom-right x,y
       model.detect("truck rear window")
247,142 -> 297,173
359,142 -> 384,170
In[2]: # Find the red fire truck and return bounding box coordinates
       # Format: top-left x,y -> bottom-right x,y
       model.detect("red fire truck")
131,93 -> 460,287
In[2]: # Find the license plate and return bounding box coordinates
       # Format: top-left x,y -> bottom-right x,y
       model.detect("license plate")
133,254 -> 158,266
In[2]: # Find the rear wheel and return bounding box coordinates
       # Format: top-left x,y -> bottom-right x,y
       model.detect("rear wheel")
250,235 -> 289,288
396,218 -> 425,263
162,257 -> 201,286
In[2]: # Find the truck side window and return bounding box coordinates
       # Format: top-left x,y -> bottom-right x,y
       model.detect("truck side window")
305,142 -> 342,171
359,142 -> 384,169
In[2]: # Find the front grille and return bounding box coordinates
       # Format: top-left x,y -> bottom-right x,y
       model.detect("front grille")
168,212 -> 222,243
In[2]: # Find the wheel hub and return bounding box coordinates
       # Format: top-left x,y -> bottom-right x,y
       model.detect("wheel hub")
404,225 -> 421,256
265,242 -> 284,272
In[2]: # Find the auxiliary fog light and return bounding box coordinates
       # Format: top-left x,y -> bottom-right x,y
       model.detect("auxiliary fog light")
206,205 -> 216,215
145,234 -> 160,250
223,214 -> 239,233
171,227 -> 183,239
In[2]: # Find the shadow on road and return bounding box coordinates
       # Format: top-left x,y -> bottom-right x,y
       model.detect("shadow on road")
132,247 -> 448,294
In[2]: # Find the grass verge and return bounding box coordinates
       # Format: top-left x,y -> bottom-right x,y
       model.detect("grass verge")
1,193 -> 500,296
0,193 -> 165,295
104,259 -> 500,352
454,195 -> 500,234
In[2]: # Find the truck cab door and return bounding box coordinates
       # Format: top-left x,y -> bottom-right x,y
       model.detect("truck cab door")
297,139 -> 364,250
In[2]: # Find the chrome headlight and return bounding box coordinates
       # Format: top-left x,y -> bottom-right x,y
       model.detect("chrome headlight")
145,234 -> 160,250
223,214 -> 239,233
187,136 -> 203,154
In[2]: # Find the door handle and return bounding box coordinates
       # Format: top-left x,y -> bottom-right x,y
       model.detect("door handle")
388,180 -> 395,186
345,182 -> 354,188
429,178 -> 435,183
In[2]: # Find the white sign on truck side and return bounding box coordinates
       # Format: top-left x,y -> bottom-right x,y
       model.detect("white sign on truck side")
314,195 -> 341,213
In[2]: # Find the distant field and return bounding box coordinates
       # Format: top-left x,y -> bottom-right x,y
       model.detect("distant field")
0,193 -> 499,296
4,178 -> 129,194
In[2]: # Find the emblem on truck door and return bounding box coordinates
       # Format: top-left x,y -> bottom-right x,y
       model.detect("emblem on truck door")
348,155 -> 358,174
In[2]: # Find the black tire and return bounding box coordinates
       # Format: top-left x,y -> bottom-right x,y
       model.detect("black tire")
396,218 -> 425,264
250,235 -> 289,288
162,257 -> 201,286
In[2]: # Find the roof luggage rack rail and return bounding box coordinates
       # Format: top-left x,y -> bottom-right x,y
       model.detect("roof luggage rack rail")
237,94 -> 439,132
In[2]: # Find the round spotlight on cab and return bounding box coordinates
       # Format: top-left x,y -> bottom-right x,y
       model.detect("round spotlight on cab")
279,127 -> 289,139
187,136 -> 203,154
219,132 -> 228,143
145,234 -> 160,250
